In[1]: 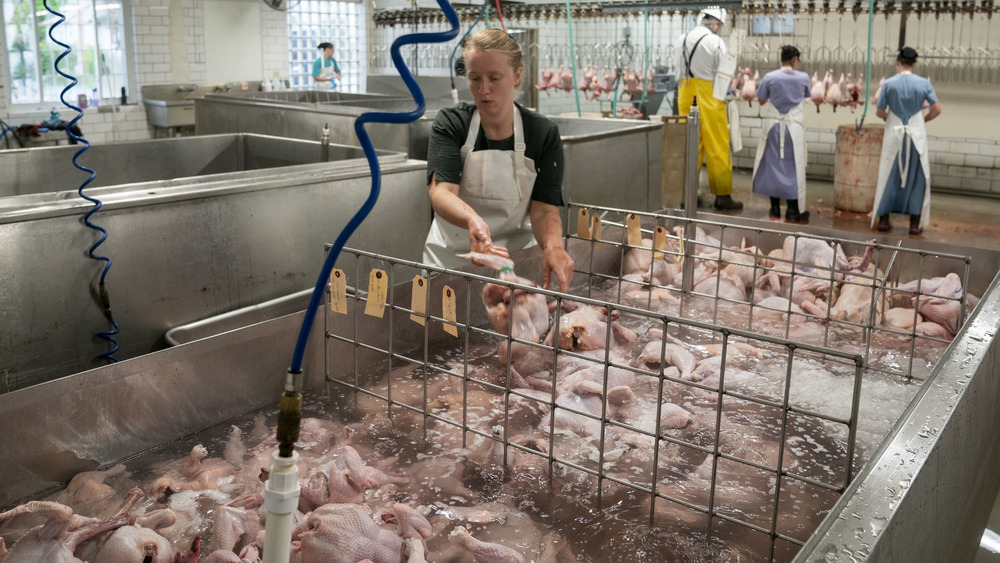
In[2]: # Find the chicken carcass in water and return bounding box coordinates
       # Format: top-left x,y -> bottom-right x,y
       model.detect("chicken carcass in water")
290,503 -> 403,563
448,525 -> 526,563
0,490 -> 141,563
913,272 -> 964,337
544,302 -> 636,353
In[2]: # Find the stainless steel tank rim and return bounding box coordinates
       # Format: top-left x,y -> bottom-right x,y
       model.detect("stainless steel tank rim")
567,201 -> 975,265
199,95 -> 438,119
0,160 -> 426,225
794,272 -> 1000,561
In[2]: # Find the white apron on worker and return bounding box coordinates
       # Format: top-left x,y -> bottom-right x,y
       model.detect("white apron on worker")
752,101 -> 807,202
871,109 -> 931,228
319,60 -> 337,90
423,109 -> 537,269
727,100 -> 742,152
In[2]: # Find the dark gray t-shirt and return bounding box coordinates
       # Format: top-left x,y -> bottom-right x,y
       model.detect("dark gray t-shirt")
426,102 -> 565,207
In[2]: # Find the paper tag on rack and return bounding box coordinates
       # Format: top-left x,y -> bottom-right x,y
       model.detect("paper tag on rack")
626,213 -> 642,247
410,275 -> 427,325
591,215 -> 602,247
329,269 -> 347,314
442,285 -> 458,337
363,269 -> 387,318
654,226 -> 667,261
576,208 -> 591,239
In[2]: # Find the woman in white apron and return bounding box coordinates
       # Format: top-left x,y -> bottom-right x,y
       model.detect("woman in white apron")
872,47 -> 942,235
423,29 -> 574,291
312,42 -> 341,90
751,45 -> 812,223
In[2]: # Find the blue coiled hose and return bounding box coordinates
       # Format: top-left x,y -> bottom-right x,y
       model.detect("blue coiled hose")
44,0 -> 120,362
288,0 -> 459,374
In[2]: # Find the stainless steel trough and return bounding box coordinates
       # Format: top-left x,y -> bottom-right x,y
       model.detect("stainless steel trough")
141,84 -> 264,135
196,92 -> 665,211
0,133 -> 386,199
0,133 -> 430,392
0,211 -> 996,562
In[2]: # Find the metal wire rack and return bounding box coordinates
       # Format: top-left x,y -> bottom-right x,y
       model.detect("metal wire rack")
318,209 -> 972,560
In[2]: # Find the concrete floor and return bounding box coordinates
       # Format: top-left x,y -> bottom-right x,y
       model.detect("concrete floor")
715,169 -> 1000,562
708,169 -> 1000,253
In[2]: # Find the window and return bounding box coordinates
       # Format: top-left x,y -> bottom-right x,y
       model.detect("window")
287,0 -> 366,92
751,12 -> 795,36
3,0 -> 130,107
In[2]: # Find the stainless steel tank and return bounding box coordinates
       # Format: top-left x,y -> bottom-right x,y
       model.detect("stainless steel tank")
1,209 -> 996,562
195,93 -> 665,211
0,133 -> 430,392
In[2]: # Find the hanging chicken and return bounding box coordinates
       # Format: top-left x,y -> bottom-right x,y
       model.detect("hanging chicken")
872,76 -> 885,106
825,71 -> 843,111
810,70 -> 826,112
740,68 -> 758,106
558,66 -> 574,96
547,65 -> 562,94
577,64 -> 595,100
844,72 -> 860,112
603,67 -> 618,94
590,72 -> 607,100
536,68 -> 554,95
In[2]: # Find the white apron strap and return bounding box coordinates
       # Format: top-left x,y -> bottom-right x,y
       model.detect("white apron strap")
511,109 -> 530,199
461,111 -> 481,161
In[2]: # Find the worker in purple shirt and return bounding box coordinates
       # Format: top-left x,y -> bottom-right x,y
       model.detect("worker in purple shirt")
752,45 -> 813,223
872,46 -> 942,235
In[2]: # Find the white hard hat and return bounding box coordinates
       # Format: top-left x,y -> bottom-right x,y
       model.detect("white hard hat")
699,6 -> 727,26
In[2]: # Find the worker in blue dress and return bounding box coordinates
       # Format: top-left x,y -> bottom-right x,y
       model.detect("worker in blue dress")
752,45 -> 813,223
872,46 -> 942,235
312,42 -> 342,90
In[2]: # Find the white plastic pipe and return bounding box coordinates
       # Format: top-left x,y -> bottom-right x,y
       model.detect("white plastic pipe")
262,450 -> 300,563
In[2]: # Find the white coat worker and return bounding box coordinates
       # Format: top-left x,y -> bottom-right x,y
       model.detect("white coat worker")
423,29 -> 575,292
872,46 -> 941,235
752,45 -> 812,223
312,42 -> 342,90
673,6 -> 743,211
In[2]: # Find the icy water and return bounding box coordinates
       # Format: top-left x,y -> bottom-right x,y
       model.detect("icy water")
1,272 -> 949,562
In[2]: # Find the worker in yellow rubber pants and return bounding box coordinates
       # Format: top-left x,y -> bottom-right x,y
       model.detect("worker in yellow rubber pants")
673,6 -> 742,211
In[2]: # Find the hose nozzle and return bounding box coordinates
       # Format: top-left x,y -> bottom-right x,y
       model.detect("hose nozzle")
276,370 -> 303,458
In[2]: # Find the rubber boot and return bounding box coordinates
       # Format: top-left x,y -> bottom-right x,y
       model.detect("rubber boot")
785,199 -> 809,223
909,214 -> 923,235
877,215 -> 891,232
713,194 -> 744,211
768,197 -> 781,219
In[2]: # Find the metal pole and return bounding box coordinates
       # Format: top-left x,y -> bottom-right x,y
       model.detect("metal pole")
681,102 -> 699,293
